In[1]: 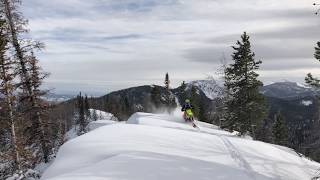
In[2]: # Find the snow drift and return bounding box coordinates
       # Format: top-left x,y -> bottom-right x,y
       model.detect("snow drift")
41,112 -> 320,180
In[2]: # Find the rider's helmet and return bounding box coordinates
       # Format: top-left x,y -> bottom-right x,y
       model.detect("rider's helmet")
185,99 -> 190,103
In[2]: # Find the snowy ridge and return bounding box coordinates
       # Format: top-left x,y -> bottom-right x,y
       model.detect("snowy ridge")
42,112 -> 320,180
188,79 -> 224,100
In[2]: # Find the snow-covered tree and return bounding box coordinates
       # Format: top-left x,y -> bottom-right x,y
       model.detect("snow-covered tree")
92,109 -> 98,121
1,0 -> 50,163
0,17 -> 21,171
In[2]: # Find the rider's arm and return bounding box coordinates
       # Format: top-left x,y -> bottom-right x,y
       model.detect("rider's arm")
181,105 -> 185,111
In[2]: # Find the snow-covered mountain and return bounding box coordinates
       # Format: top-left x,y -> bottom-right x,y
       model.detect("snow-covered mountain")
260,82 -> 316,99
186,80 -> 317,101
188,79 -> 224,100
41,112 -> 320,180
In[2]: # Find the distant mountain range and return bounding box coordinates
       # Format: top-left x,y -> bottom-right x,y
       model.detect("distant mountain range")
188,80 -> 317,101
260,82 -> 317,100
51,80 -> 317,103
43,93 -> 75,102
55,80 -> 320,161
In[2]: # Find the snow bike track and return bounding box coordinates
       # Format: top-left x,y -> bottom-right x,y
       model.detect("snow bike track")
219,135 -> 258,180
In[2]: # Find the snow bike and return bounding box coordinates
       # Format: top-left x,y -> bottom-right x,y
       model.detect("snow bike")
184,109 -> 194,122
183,109 -> 198,129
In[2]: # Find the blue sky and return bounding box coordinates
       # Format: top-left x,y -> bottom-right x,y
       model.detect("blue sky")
21,0 -> 320,95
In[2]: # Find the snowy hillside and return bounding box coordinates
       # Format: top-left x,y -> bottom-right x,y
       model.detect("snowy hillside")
188,79 -> 224,100
64,109 -> 118,141
42,112 -> 320,180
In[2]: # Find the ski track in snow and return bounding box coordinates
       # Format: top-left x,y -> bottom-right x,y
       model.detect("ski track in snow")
219,135 -> 257,180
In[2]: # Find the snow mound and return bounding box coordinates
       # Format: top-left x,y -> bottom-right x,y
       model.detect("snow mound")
86,120 -> 117,131
42,113 -> 320,180
64,109 -> 118,141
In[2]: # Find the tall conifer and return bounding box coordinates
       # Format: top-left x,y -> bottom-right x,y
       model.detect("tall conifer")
224,32 -> 267,136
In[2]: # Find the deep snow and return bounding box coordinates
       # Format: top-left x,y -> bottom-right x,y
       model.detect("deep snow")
41,112 -> 320,180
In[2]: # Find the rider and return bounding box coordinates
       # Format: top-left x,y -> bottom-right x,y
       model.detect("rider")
181,99 -> 193,121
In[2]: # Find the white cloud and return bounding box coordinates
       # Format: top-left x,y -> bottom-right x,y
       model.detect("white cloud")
20,0 -> 320,94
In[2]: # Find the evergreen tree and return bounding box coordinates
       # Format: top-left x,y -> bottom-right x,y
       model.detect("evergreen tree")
224,32 -> 267,136
0,17 -> 21,170
92,109 -> 98,121
151,85 -> 161,108
179,81 -> 187,105
84,95 -> 90,120
164,73 -> 170,90
99,111 -> 103,119
190,85 -> 200,118
27,51 -> 51,163
76,92 -> 86,134
2,0 -> 50,163
315,41 -> 320,60
181,81 -> 186,90
272,112 -> 288,146
305,42 -> 320,87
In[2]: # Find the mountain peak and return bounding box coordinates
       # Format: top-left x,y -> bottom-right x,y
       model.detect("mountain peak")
261,81 -> 315,99
188,79 -> 224,100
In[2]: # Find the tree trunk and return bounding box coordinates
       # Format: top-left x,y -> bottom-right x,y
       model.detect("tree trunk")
7,95 -> 21,170
0,59 -> 21,170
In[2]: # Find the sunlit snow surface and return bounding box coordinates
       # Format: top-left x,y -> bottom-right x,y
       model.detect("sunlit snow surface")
42,112 -> 320,180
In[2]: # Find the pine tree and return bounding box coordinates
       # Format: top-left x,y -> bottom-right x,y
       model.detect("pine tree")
99,111 -> 103,119
315,41 -> 320,60
179,81 -> 187,105
27,51 -> 51,162
76,93 -> 86,134
1,0 -> 49,163
190,85 -> 200,118
164,73 -> 170,90
181,81 -> 186,90
224,32 -> 267,136
305,42 -> 320,87
92,109 -> 98,121
0,17 -> 21,170
84,95 -> 90,120
272,112 -> 288,146
151,85 -> 161,108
